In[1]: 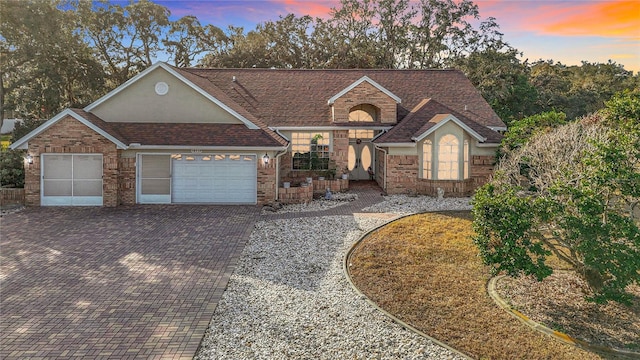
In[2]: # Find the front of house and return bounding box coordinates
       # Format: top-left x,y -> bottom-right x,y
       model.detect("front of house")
10,63 -> 505,207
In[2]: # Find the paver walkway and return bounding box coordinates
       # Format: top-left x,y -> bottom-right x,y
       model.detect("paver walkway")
1,205 -> 259,359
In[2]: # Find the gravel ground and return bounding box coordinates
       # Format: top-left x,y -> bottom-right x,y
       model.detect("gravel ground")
196,195 -> 471,359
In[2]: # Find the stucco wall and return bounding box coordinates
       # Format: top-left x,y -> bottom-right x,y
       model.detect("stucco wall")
92,67 -> 243,124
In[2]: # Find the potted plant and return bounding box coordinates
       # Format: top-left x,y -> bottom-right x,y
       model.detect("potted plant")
341,166 -> 350,180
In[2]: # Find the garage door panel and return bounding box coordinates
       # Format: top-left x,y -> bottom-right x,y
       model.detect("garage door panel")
172,154 -> 256,204
42,154 -> 103,206
43,180 -> 72,196
73,180 -> 102,196
43,155 -> 72,180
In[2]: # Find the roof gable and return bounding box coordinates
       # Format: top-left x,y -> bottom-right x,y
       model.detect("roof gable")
327,76 -> 401,105
412,114 -> 485,142
374,99 -> 502,145
85,62 -> 259,129
10,109 -> 128,150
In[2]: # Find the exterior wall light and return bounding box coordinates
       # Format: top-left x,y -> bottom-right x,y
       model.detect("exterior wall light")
262,153 -> 270,165
26,154 -> 33,164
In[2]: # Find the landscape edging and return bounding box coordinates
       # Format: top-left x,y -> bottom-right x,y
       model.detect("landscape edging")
343,211 -> 473,360
487,275 -> 640,359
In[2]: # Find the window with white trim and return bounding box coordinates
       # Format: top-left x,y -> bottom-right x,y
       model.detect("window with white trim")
291,132 -> 330,170
438,134 -> 459,180
422,140 -> 432,179
464,140 -> 469,179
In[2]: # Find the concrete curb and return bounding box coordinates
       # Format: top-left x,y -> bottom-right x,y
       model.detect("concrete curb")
343,211 -> 473,360
487,275 -> 640,359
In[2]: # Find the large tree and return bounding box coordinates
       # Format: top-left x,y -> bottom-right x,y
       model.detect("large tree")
76,0 -> 170,86
472,91 -> 640,304
0,0 -> 105,122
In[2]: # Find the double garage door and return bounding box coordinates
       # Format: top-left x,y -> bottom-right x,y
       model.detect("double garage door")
41,154 -> 103,206
139,154 -> 257,204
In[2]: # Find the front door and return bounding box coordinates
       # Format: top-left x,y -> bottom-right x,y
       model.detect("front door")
348,140 -> 374,180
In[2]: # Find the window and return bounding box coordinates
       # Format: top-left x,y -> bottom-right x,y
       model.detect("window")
422,140 -> 432,179
349,129 -> 375,140
464,140 -> 469,179
349,104 -> 378,122
438,135 -> 459,180
291,132 -> 330,170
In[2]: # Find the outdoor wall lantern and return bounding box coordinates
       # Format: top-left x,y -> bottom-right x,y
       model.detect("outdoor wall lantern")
26,154 -> 33,164
262,153 -> 270,165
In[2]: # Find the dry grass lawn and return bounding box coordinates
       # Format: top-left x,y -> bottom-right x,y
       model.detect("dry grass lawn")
347,211 -> 606,360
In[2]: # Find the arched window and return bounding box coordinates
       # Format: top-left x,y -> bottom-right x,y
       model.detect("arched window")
349,104 -> 378,122
422,140 -> 432,179
438,134 -> 459,180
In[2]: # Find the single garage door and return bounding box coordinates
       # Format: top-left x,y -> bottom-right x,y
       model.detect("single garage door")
41,154 -> 103,206
172,154 -> 256,204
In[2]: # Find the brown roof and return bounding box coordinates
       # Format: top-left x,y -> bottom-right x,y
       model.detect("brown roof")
181,68 -> 505,129
115,123 -> 285,147
70,109 -> 128,145
374,99 -> 503,144
70,109 -> 285,148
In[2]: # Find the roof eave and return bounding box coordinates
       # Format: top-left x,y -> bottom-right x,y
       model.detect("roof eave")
9,109 -> 128,150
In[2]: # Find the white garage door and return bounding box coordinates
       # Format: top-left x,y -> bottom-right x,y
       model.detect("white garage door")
172,154 -> 256,204
41,154 -> 103,206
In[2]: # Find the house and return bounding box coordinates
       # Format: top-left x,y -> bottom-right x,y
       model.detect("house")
10,62 -> 504,207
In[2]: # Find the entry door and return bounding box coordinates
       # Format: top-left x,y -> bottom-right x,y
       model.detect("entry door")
348,142 -> 374,180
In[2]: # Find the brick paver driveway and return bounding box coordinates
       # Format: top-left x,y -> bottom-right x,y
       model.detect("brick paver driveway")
1,205 -> 260,359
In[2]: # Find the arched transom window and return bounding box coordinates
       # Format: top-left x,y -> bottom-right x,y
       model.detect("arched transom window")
349,104 -> 378,122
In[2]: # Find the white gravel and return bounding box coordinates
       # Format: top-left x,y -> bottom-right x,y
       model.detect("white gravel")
363,194 -> 473,215
196,195 -> 471,360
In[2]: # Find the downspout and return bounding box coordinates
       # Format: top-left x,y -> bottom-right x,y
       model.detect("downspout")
274,149 -> 287,200
271,128 -> 291,202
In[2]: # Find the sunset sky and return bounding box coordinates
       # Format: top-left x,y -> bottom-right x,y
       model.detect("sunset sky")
154,0 -> 640,72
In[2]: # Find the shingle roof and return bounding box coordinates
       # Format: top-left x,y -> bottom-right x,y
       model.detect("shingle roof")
70,109 -> 286,148
374,99 -> 503,144
115,123 -> 286,147
70,109 -> 129,145
181,68 -> 505,129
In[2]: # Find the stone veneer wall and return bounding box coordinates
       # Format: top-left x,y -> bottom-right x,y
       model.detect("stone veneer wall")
257,160 -> 277,205
332,82 -> 397,123
312,179 -> 348,195
25,116 -> 119,207
384,155 -> 418,194
278,185 -> 313,204
384,154 -> 496,197
118,156 -> 136,205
